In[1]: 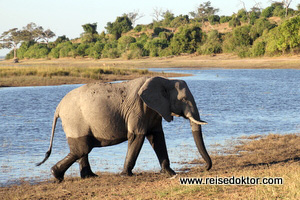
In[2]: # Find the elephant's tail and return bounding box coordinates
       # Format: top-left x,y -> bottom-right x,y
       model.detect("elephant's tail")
36,108 -> 59,166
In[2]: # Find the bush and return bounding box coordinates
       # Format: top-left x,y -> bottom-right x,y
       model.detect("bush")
134,25 -> 143,32
144,38 -> 169,57
251,40 -> 266,57
24,43 -> 50,58
250,18 -> 276,41
229,17 -> 241,27
198,30 -> 222,54
170,25 -> 203,55
208,15 -> 220,25
76,43 -> 89,57
232,25 -> 252,47
220,16 -> 231,23
101,39 -> 120,58
261,6 -> 274,18
153,27 -> 168,36
118,35 -> 136,51
49,41 -> 76,58
236,46 -> 251,58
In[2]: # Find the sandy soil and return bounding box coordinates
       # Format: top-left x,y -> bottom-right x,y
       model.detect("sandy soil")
0,133 -> 299,199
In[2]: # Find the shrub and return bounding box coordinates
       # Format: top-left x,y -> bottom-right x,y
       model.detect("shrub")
76,43 -> 90,57
220,16 -> 231,23
170,25 -> 203,55
118,35 -> 136,51
198,30 -> 222,54
23,43 -> 49,58
208,15 -> 220,25
229,17 -> 241,27
251,40 -> 266,57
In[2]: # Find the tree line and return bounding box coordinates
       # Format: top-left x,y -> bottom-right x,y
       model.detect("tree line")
1,1 -> 300,61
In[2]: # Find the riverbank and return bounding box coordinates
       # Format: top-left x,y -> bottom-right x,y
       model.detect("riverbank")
1,54 -> 300,87
0,133 -> 299,199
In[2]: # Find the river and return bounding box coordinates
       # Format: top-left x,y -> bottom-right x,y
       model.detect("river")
0,69 -> 299,186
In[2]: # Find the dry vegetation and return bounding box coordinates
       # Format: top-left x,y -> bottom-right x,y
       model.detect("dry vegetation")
1,54 -> 300,87
1,133 -> 299,199
0,58 -> 185,87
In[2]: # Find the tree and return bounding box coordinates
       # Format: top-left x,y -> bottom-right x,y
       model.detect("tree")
152,7 -> 163,22
277,15 -> 300,53
162,10 -> 175,26
189,1 -> 219,22
82,23 -> 98,34
41,29 -> 56,44
81,23 -> 98,43
0,28 -> 31,62
282,0 -> 293,17
23,23 -> 55,44
106,16 -> 133,40
125,10 -> 144,27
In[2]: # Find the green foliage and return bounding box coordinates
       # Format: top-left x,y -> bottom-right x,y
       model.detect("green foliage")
251,39 -> 265,57
170,25 -> 203,55
82,23 -> 98,34
23,43 -> 50,58
208,15 -> 220,25
229,17 -> 241,27
49,41 -> 76,58
220,16 -> 231,23
153,27 -> 169,36
162,10 -> 175,26
250,18 -> 276,41
87,41 -> 105,59
145,38 -> 169,57
3,2 -> 300,60
76,43 -> 89,57
101,39 -> 120,58
198,30 -> 222,54
232,25 -> 252,47
105,16 -> 133,39
261,6 -> 274,18
277,16 -> 300,53
190,1 -> 219,22
237,9 -> 248,22
54,35 -> 69,45
170,15 -> 190,28
118,35 -> 136,51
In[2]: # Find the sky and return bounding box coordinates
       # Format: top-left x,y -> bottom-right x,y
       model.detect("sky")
0,0 -> 298,56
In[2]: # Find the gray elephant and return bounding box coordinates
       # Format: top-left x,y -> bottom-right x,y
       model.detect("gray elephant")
37,76 -> 212,182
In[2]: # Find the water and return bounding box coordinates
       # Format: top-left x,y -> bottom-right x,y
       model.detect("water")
1,69 -> 300,186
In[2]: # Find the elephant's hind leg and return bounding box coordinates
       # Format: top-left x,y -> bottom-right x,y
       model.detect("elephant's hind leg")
78,155 -> 98,178
51,153 -> 78,182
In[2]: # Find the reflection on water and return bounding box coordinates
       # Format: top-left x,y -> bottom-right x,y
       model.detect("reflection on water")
0,69 -> 299,186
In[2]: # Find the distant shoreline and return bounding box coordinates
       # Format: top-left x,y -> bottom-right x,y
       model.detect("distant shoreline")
1,53 -> 300,69
1,54 -> 300,87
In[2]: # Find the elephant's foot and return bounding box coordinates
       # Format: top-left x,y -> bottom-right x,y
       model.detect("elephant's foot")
120,170 -> 134,176
80,167 -> 98,179
161,167 -> 176,177
51,166 -> 65,182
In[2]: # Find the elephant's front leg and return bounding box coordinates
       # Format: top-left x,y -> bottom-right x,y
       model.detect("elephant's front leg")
78,155 -> 98,178
121,133 -> 145,176
146,131 -> 176,177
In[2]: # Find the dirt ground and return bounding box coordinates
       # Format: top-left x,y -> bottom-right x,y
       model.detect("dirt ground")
0,133 -> 299,199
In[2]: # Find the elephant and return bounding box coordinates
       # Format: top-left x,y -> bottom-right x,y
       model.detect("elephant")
37,76 -> 212,182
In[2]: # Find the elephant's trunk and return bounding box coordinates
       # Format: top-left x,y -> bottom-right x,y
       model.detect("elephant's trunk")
188,112 -> 212,171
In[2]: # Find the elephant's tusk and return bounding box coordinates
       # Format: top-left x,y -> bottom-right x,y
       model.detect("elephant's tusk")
189,117 -> 208,125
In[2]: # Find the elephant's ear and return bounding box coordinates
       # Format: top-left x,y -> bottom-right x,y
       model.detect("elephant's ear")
138,77 -> 173,122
